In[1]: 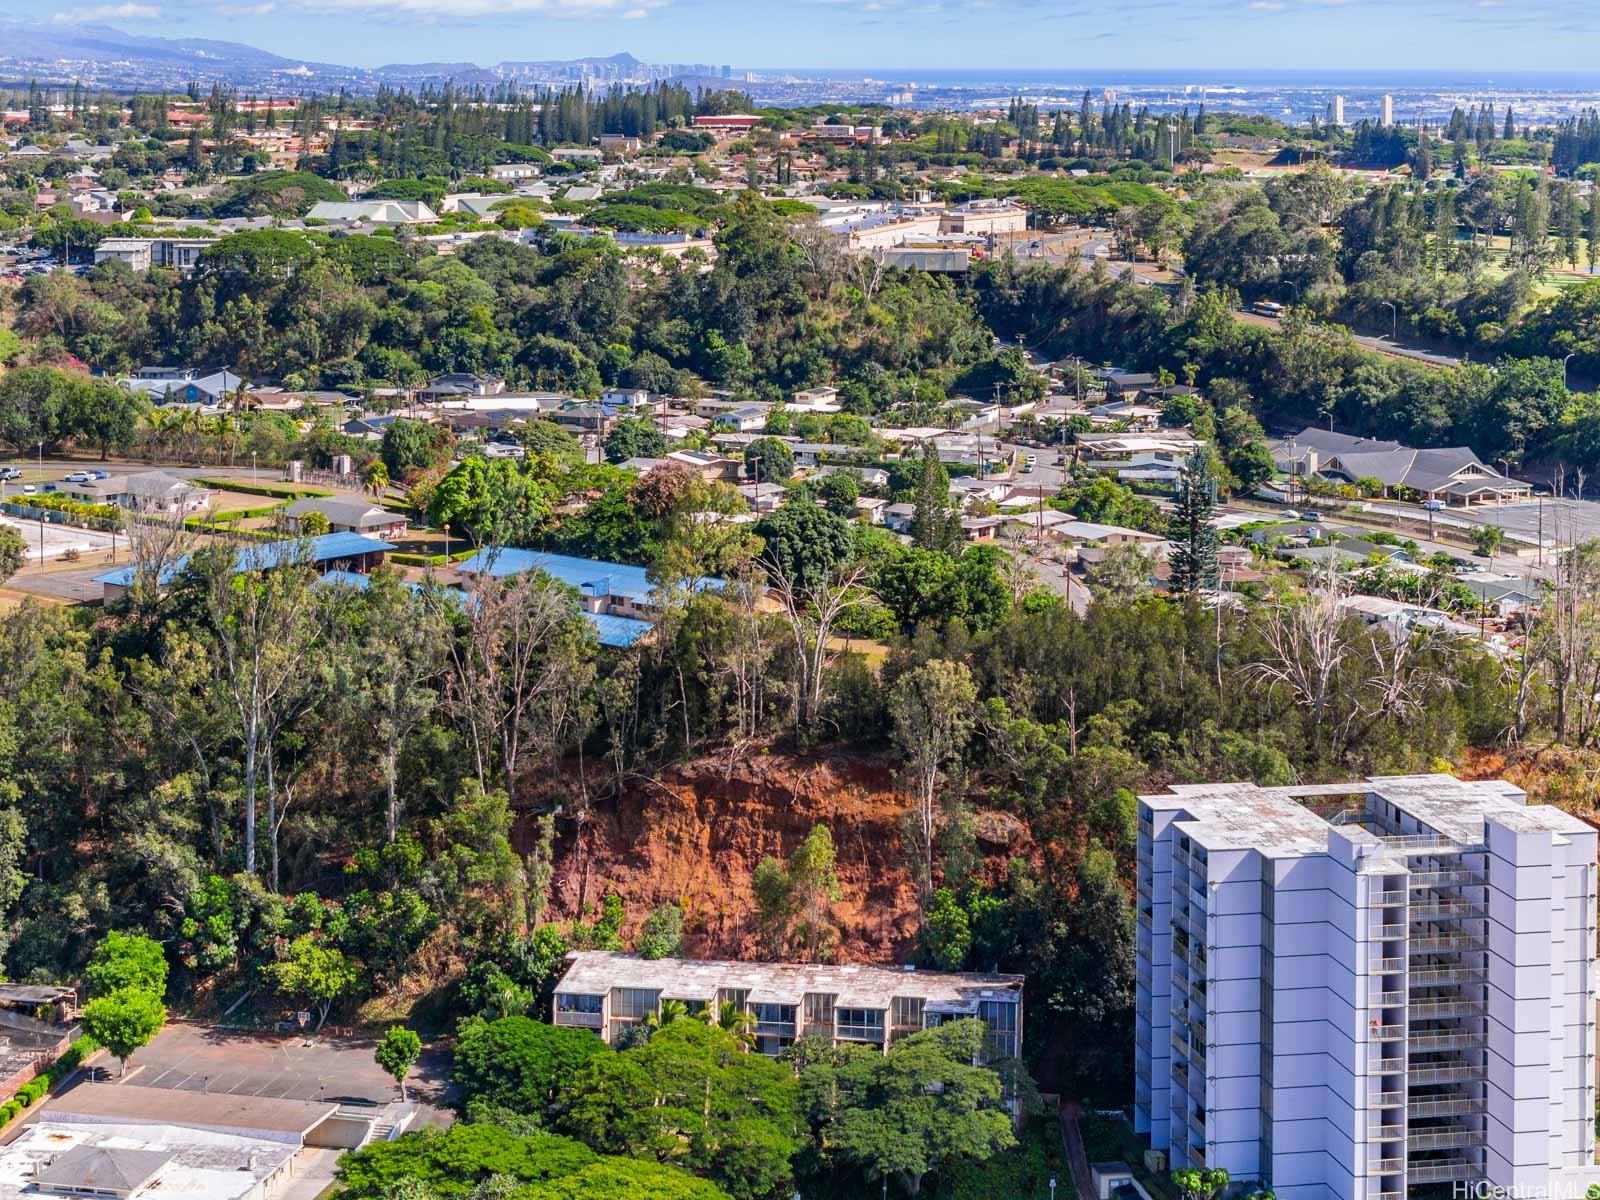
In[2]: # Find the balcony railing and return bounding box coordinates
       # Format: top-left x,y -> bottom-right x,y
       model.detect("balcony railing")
1369,923 -> 1408,940
1409,900 -> 1481,920
1408,1097 -> 1481,1119
1372,890 -> 1408,907
1408,1032 -> 1483,1052
1408,966 -> 1485,987
1408,998 -> 1483,1020
1368,1159 -> 1405,1176
1410,869 -> 1484,889
1408,1128 -> 1482,1152
1370,1023 -> 1406,1041
1371,956 -> 1407,973
1369,989 -> 1406,1007
1408,1064 -> 1485,1085
1408,1158 -> 1479,1185
1368,1090 -> 1406,1108
1409,933 -> 1481,954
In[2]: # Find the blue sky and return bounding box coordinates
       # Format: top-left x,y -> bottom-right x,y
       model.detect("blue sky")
13,0 -> 1600,71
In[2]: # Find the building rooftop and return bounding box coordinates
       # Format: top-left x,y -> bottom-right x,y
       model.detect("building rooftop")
0,1120 -> 296,1200
94,532 -> 396,589
36,1146 -> 172,1196
1143,773 -> 1591,860
455,548 -> 724,606
555,951 -> 1023,1012
46,1083 -> 337,1138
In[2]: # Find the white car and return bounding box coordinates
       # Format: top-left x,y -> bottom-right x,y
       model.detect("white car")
62,472 -> 92,483
1421,499 -> 1445,512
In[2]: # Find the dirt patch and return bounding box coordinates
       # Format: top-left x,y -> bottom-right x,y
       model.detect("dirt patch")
533,749 -> 1034,964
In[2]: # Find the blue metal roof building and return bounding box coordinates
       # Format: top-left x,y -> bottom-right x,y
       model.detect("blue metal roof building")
319,567 -> 655,648
455,549 -> 724,605
95,532 -> 398,592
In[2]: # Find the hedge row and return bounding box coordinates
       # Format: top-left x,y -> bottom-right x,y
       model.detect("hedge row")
389,548 -> 478,567
0,1035 -> 98,1127
8,493 -> 121,522
193,478 -> 332,500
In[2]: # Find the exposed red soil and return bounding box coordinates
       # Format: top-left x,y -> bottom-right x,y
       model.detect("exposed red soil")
525,749 -> 1035,963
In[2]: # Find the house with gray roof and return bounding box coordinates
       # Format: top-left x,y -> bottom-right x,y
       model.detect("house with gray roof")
1273,427 -> 1531,505
284,496 -> 409,538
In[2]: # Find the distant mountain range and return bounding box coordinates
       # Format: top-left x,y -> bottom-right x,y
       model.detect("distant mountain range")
0,21 -> 698,93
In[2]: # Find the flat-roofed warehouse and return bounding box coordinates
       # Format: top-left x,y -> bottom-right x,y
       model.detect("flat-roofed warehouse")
0,1084 -> 396,1200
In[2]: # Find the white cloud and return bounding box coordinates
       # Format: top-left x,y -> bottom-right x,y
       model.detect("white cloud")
295,0 -> 659,15
215,2 -> 275,13
51,2 -> 161,21
1247,2 -> 1283,9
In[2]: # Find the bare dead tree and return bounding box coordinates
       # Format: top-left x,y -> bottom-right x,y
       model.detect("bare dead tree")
204,541 -> 324,878
118,498 -> 197,612
763,556 -> 872,736
445,568 -> 596,798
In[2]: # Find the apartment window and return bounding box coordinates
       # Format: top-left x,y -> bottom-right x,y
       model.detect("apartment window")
718,988 -> 751,1012
978,999 -> 1019,1060
557,992 -> 603,1015
753,1003 -> 796,1026
803,992 -> 836,1029
891,996 -> 926,1028
837,1008 -> 886,1040
611,987 -> 659,1019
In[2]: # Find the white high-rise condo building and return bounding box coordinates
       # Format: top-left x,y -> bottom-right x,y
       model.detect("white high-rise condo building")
1135,775 -> 1600,1200
1330,95 -> 1346,126
1381,95 -> 1395,127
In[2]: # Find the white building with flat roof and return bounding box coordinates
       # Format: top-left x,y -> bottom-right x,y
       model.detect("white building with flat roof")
1135,774 -> 1600,1200
553,951 -> 1023,1061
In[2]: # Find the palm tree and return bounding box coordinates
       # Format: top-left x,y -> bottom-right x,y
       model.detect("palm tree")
714,1000 -> 756,1050
646,999 -> 688,1031
363,459 -> 390,500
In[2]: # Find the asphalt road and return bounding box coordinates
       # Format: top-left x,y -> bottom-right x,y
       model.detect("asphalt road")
1236,308 -> 1463,369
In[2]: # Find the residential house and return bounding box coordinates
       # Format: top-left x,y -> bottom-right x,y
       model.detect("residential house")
1100,371 -> 1157,398
62,471 -> 210,514
419,373 -> 506,401
1271,427 -> 1532,506
305,200 -> 437,225
123,369 -> 242,406
455,549 -> 724,646
487,162 -> 541,183
284,496 -> 409,538
883,502 -> 917,534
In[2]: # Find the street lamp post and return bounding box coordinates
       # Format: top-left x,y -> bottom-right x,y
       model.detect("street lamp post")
1381,300 -> 1397,340
1564,352 -> 1577,389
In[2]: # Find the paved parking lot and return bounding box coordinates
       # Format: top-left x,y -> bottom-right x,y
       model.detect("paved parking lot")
120,1022 -> 407,1107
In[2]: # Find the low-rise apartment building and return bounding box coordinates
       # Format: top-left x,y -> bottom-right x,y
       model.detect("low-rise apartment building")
1136,774 -> 1600,1200
553,952 -> 1023,1060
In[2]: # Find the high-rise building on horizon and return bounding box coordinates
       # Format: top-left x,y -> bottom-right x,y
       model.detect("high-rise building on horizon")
1381,94 -> 1394,127
1329,94 -> 1346,125
1135,774 -> 1600,1200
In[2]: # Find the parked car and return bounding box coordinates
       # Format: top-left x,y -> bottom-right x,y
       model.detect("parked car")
1421,499 -> 1445,511
62,472 -> 91,483
0,467 -> 20,480
20,484 -> 36,494
88,469 -> 109,479
1304,511 -> 1321,523
1281,509 -> 1301,520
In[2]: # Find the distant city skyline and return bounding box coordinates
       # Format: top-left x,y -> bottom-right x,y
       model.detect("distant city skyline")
5,0 -> 1600,74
